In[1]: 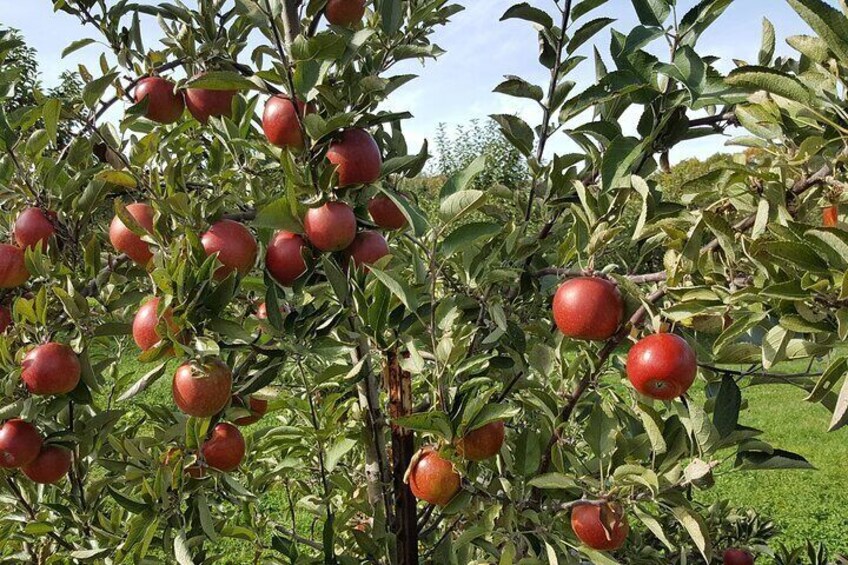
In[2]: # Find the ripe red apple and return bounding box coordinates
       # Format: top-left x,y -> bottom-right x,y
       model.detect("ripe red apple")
185,79 -> 236,124
626,333 -> 697,400
233,396 -> 269,426
0,305 -> 11,333
134,76 -> 185,124
326,129 -> 382,187
14,207 -> 56,250
262,96 -> 313,149
553,277 -> 623,341
456,421 -> 505,462
0,419 -> 42,468
172,358 -> 232,417
201,219 -> 258,280
21,343 -> 81,396
368,196 -> 407,230
0,244 -> 30,288
408,447 -> 461,506
723,548 -> 755,565
325,0 -> 366,26
266,231 -> 309,287
345,230 -> 390,269
21,445 -> 72,484
133,297 -> 178,351
823,205 -> 839,227
304,202 -> 357,252
201,423 -> 246,472
571,502 -> 629,550
109,202 -> 155,265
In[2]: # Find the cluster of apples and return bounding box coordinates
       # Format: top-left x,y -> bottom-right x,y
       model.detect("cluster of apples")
0,210 -> 83,485
549,276 -> 698,550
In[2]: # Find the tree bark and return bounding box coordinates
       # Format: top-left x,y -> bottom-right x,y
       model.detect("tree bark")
385,348 -> 418,565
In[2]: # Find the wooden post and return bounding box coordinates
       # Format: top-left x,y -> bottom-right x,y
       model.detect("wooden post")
385,348 -> 418,565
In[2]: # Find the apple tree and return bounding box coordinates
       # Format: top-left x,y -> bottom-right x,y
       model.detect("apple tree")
0,0 -> 846,563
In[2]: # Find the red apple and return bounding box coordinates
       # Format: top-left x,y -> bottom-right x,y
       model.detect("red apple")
723,548 -> 755,565
345,230 -> 390,269
201,423 -> 246,472
823,205 -> 839,227
553,277 -> 623,342
201,219 -> 258,280
262,96 -> 313,149
0,419 -> 42,468
456,421 -> 505,462
21,445 -> 72,484
626,333 -> 697,400
185,79 -> 236,124
304,202 -> 357,252
571,502 -> 629,551
0,305 -> 11,333
14,207 -> 56,250
132,297 -> 178,351
325,0 -> 366,26
0,244 -> 30,288
368,196 -> 407,230
21,342 -> 81,396
266,231 -> 309,287
172,358 -> 232,417
109,202 -> 155,265
134,76 -> 185,124
408,447 -> 461,507
233,396 -> 269,426
326,129 -> 382,187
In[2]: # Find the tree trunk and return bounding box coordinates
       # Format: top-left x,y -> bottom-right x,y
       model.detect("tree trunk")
385,348 -> 418,565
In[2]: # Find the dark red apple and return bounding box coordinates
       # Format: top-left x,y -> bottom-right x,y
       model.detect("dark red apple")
262,96 -> 313,149
368,196 -> 407,230
201,423 -> 246,472
408,447 -> 461,507
0,305 -> 11,333
823,205 -> 839,227
134,76 -> 185,124
325,0 -> 366,26
172,358 -> 232,417
21,445 -> 72,484
553,277 -> 623,341
345,230 -> 390,269
21,342 -> 81,396
14,207 -> 56,250
185,79 -> 236,124
201,219 -> 258,280
326,129 -> 382,187
266,231 -> 309,287
626,333 -> 697,400
132,297 -> 178,351
109,202 -> 155,265
723,548 -> 755,565
456,421 -> 505,462
0,244 -> 30,288
233,396 -> 269,426
304,202 -> 357,252
571,502 -> 629,551
0,419 -> 42,469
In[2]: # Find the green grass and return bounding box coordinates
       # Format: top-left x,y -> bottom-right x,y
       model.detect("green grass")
698,378 -> 848,555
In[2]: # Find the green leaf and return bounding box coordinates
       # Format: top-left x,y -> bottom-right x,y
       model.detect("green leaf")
786,34 -> 830,63
567,18 -> 615,54
760,241 -> 829,273
572,0 -> 612,21
174,532 -> 195,565
394,411 -> 452,439
489,114 -> 534,156
368,266 -> 418,312
672,505 -> 712,561
500,3 -> 553,29
439,155 -> 486,200
601,136 -> 642,191
736,449 -> 814,470
829,376 -> 848,431
785,0 -> 848,62
439,190 -> 487,224
493,76 -> 544,102
117,362 -> 168,402
325,438 -> 357,472
108,486 -> 149,514
726,66 -> 813,105
380,0 -> 403,35
442,222 -> 502,257
759,18 -> 776,65
254,197 -> 301,232
187,71 -> 255,91
83,72 -> 120,109
527,473 -> 577,490
62,38 -> 96,58
713,375 -> 741,437
631,0 -> 670,26
42,99 -> 61,144
806,356 -> 846,404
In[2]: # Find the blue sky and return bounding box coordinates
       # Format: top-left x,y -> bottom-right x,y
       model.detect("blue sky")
0,0 -> 828,162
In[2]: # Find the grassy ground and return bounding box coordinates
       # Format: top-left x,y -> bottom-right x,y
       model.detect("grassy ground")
697,375 -> 848,555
